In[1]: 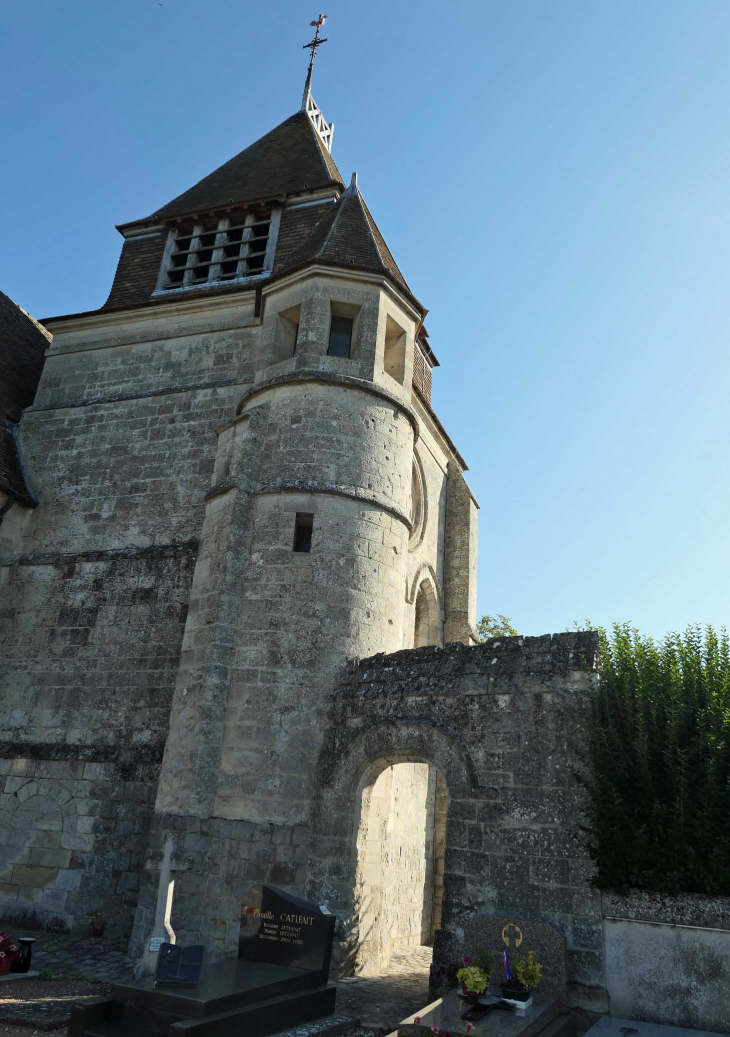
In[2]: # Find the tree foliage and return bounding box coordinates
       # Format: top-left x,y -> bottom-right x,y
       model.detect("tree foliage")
477,613 -> 518,639
581,623 -> 730,895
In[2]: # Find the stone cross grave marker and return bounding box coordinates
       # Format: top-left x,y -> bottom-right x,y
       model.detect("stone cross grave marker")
140,834 -> 193,977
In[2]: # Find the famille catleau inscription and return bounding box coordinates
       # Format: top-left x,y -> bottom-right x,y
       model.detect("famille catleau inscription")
239,884 -> 335,977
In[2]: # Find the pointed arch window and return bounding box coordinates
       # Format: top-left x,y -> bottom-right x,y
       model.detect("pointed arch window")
409,454 -> 426,549
414,579 -> 442,648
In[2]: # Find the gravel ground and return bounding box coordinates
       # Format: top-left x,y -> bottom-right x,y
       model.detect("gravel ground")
0,1027 -> 67,1037
0,978 -> 111,1030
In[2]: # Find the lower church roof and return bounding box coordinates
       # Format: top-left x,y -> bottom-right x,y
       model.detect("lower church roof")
0,290 -> 50,505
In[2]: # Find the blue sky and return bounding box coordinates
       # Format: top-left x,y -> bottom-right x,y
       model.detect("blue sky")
2,0 -> 729,639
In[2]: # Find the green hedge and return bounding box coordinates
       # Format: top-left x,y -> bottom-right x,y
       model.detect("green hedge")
581,623 -> 730,895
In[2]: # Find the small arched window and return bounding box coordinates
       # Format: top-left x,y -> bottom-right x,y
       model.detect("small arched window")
414,579 -> 442,648
409,455 -> 426,549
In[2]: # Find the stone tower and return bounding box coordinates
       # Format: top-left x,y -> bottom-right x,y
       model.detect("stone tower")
0,80 -> 478,951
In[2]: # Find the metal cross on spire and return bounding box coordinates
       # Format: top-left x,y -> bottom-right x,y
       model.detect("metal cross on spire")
300,14 -> 335,154
302,14 -> 328,101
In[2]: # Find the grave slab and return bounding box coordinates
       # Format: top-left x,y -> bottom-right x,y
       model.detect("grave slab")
585,1018 -> 728,1037
396,990 -> 559,1036
68,885 -> 337,1037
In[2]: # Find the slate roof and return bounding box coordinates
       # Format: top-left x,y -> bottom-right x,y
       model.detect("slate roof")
0,290 -> 50,504
57,111 -> 423,324
272,179 -> 424,314
146,111 -> 345,222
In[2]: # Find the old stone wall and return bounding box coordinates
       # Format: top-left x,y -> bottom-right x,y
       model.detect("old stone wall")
2,271 -> 477,953
307,632 -> 604,1011
431,769 -> 448,939
602,889 -> 730,1032
0,294 -> 258,937
442,460 -> 478,645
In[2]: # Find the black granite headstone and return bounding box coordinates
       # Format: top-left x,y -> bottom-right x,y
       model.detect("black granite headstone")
154,943 -> 205,987
239,884 -> 335,980
69,889 -> 337,1037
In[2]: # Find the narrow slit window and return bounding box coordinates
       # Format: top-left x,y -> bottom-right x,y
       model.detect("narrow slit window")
293,323 -> 299,354
328,316 -> 353,358
293,513 -> 314,553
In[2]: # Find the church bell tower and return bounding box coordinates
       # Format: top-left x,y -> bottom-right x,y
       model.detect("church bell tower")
3,18 -> 477,955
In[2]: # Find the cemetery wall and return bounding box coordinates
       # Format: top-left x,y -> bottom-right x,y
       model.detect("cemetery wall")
309,632 -> 605,1012
602,889 -> 730,1033
0,293 -> 258,937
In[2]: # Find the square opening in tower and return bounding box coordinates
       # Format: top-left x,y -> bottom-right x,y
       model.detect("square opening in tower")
293,513 -> 314,553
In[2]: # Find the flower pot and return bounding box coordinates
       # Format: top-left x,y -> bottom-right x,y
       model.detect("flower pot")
500,983 -> 529,1000
0,957 -> 11,977
500,983 -> 532,1008
10,938 -> 36,974
460,981 -> 482,1001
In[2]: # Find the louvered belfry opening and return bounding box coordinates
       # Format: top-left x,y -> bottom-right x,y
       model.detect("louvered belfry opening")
412,341 -> 433,402
163,208 -> 273,289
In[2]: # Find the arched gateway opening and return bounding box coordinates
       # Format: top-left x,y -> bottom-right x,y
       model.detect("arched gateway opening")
308,720 -> 472,980
354,761 -> 448,975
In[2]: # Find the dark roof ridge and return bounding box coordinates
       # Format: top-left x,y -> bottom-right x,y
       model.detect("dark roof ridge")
268,179 -> 425,315
147,110 -> 345,223
350,182 -> 388,270
358,191 -> 408,288
318,195 -> 349,254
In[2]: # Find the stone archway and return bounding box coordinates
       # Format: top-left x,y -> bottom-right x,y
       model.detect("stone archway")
354,760 -> 447,974
308,719 -> 477,978
0,779 -> 78,929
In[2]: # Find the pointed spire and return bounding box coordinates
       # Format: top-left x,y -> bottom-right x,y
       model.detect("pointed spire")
345,172 -> 358,195
300,15 -> 335,154
301,15 -> 328,108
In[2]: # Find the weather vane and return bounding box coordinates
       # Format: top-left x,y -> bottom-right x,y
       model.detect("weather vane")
302,14 -> 328,96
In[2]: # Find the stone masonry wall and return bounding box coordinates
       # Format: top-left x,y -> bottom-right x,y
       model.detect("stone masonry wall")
308,632 -> 604,1011
129,272 -> 467,961
0,295 -> 258,937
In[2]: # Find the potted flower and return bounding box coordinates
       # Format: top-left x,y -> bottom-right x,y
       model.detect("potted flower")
501,949 -> 543,1008
456,946 -> 493,1001
0,933 -> 21,976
